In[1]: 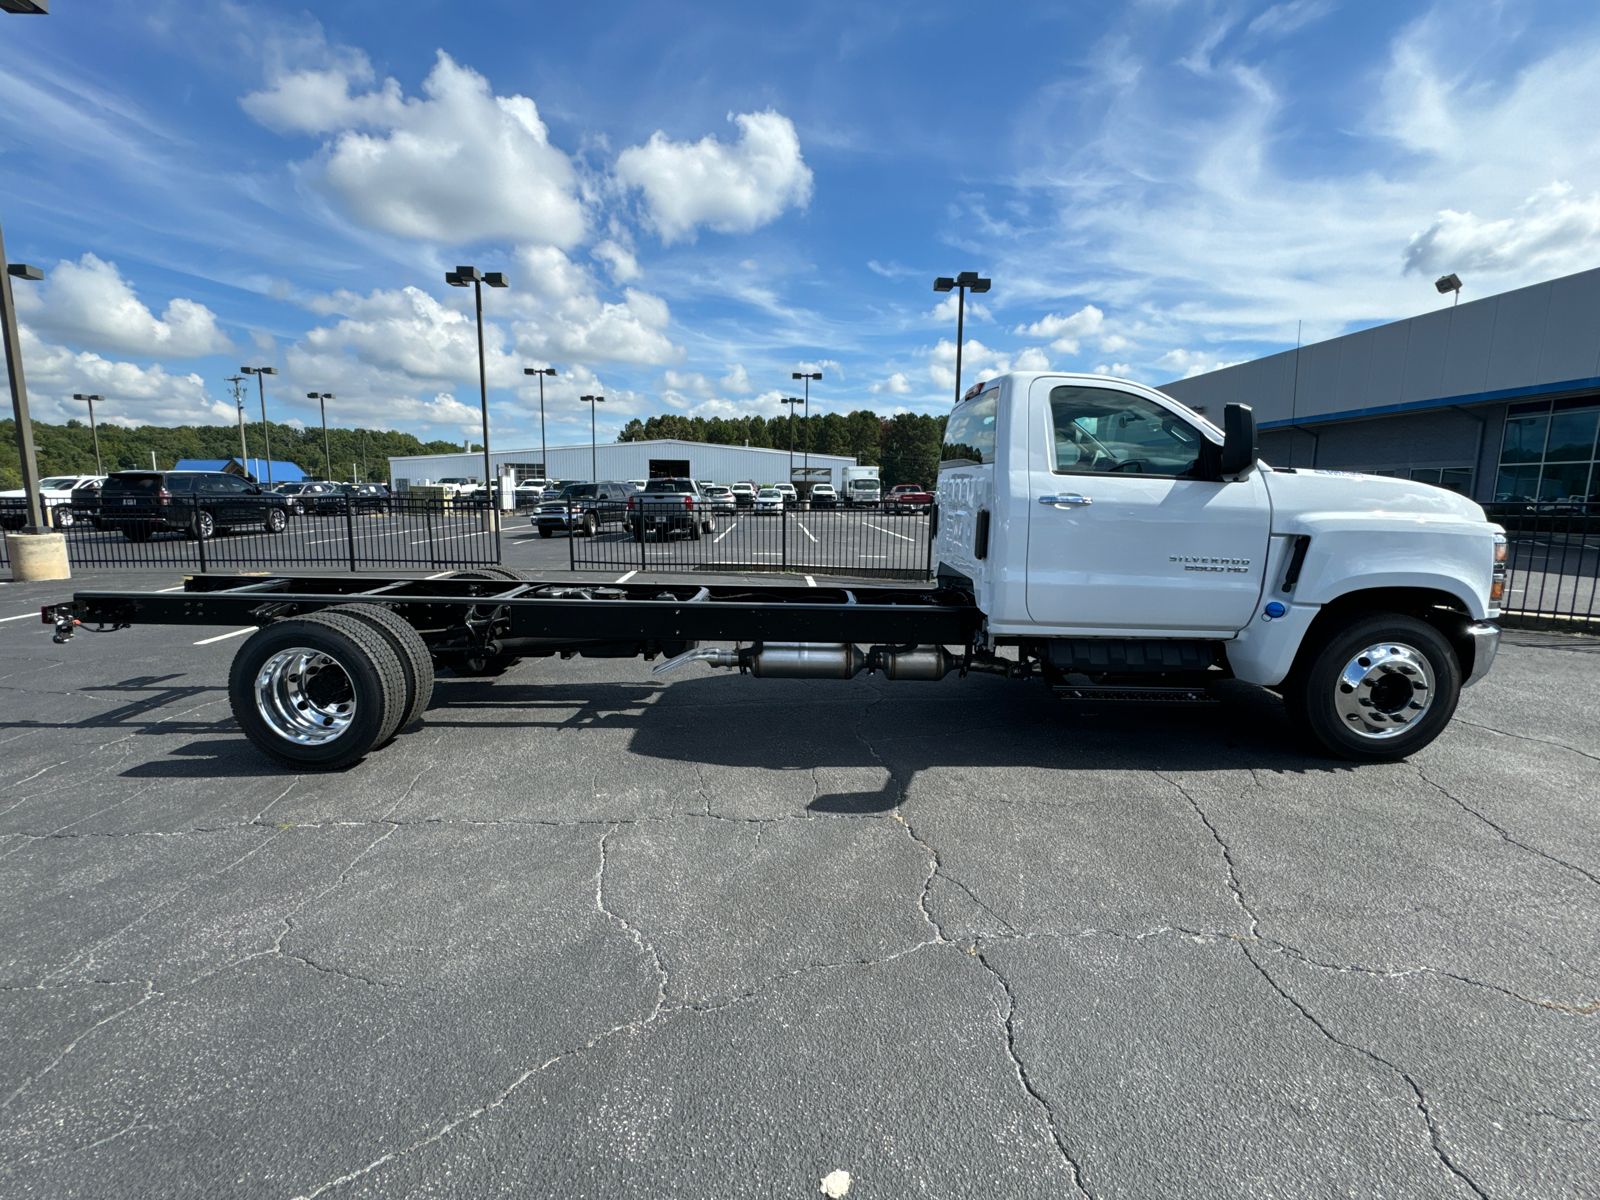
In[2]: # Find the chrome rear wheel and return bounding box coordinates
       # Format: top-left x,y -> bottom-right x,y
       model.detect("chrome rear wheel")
254,648 -> 357,745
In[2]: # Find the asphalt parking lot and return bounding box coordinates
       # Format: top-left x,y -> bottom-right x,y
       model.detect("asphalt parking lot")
2,568 -> 1597,1198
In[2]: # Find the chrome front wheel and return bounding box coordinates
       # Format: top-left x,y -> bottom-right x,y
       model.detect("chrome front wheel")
1332,642 -> 1435,739
254,648 -> 357,745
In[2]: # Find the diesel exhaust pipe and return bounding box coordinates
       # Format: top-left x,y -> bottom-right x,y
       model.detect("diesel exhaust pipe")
653,642 -> 957,680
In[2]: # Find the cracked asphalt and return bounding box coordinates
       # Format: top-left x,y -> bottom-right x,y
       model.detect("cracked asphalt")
1,569 -> 1598,1198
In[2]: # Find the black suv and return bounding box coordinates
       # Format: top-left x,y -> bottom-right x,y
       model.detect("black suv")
100,471 -> 291,541
534,481 -> 631,537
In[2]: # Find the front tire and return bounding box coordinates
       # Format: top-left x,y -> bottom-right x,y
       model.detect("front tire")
52,507 -> 75,529
1280,612 -> 1461,762
265,507 -> 288,534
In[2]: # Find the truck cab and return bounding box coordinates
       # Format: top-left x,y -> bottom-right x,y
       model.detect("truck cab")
935,372 -> 1503,759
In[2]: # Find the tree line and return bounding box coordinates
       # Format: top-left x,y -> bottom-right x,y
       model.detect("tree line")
0,418 -> 464,491
617,409 -> 950,489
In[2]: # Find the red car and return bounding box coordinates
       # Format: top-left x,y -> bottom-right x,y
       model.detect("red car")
885,483 -> 934,514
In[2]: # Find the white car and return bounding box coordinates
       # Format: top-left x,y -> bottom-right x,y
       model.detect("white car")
729,482 -> 756,507
627,479 -> 647,492
0,474 -> 105,529
774,483 -> 797,504
810,484 -> 838,507
753,487 -> 784,513
703,485 -> 737,514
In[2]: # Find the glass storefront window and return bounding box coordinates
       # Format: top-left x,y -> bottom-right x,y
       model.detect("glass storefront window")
1545,407 -> 1599,463
1494,464 -> 1540,502
1539,461 -> 1593,501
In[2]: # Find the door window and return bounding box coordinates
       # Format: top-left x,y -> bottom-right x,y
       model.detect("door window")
1047,386 -> 1205,477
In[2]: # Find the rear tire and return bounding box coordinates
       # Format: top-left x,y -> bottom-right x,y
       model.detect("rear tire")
316,604 -> 435,734
582,512 -> 598,537
539,527 -> 553,538
229,616 -> 406,769
1280,611 -> 1461,762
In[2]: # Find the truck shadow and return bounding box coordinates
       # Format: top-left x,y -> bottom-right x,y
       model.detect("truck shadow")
428,667 -> 1350,811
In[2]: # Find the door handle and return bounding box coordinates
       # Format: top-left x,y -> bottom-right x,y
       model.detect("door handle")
1039,494 -> 1092,507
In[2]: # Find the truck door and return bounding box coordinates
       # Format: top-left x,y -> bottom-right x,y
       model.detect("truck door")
1025,380 -> 1270,633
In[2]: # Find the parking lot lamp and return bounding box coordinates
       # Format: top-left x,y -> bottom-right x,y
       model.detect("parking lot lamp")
791,370 -> 821,489
240,366 -> 278,485
780,396 -> 803,485
307,393 -> 334,480
70,394 -> 103,474
446,265 -> 509,497
1436,273 -> 1463,307
932,271 -> 991,406
579,394 -> 604,481
524,366 -> 556,480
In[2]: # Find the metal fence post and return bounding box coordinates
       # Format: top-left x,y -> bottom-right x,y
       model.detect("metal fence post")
494,502 -> 502,565
781,503 -> 788,571
569,511 -> 576,570
195,495 -> 207,573
926,503 -> 937,579
344,498 -> 358,573
425,503 -> 436,566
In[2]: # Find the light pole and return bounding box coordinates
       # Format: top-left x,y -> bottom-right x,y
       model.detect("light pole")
1436,273 -> 1463,307
932,271 -> 991,406
445,265 -> 508,495
307,393 -> 334,480
2,254 -> 45,533
71,394 -> 103,474
780,397 -> 803,488
240,366 -> 278,485
791,370 -> 821,490
225,374 -> 249,468
524,366 -> 556,480
579,395 -> 604,482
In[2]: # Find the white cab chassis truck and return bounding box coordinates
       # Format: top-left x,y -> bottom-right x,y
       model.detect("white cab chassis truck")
45,372 -> 1502,769
841,465 -> 882,507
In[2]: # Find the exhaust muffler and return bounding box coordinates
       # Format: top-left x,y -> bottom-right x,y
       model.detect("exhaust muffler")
653,642 -> 957,680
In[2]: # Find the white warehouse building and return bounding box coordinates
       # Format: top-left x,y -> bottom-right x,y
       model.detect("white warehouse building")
388,438 -> 861,491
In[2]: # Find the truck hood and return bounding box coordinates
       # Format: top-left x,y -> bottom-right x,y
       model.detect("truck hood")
1260,468 -> 1488,531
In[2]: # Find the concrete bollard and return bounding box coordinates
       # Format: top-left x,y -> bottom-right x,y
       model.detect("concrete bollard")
5,531 -> 72,581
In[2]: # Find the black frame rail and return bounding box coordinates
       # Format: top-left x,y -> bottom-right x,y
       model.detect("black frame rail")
52,573 -> 983,649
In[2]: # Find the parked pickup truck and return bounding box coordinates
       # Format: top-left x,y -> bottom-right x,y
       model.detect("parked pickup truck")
885,483 -> 934,514
628,478 -> 717,540
534,481 -> 631,537
43,371 -> 1503,770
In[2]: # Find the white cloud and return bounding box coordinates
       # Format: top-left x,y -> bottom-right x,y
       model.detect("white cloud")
591,240 -> 642,283
925,293 -> 991,324
720,364 -> 752,394
1157,349 -> 1246,379
870,372 -> 912,395
615,110 -> 814,244
1093,363 -> 1135,378
1247,0 -> 1334,38
17,325 -> 226,426
663,370 -> 715,398
244,49 -> 585,247
929,339 -> 1017,392
1014,347 -> 1052,371
18,254 -> 232,359
1403,182 -> 1600,278
1015,305 -> 1105,355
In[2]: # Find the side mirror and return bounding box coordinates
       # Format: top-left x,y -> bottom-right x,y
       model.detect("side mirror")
1220,403 -> 1257,477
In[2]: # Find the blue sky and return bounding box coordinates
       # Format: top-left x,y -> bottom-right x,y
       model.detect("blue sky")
3,0 -> 1599,451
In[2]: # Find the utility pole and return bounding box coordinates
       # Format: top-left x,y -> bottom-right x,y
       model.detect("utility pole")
1,232 -> 46,533
71,394 -> 103,474
791,370 -> 821,493
225,375 -> 249,468
524,366 -> 556,480
933,272 -> 992,406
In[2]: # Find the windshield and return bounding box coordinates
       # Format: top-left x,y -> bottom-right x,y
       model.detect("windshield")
39,477 -> 80,489
758,488 -> 779,497
103,474 -> 163,494
557,484 -> 596,499
644,480 -> 694,493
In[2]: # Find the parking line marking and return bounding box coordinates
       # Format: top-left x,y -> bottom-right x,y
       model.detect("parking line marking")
863,521 -> 916,542
157,585 -> 185,592
805,576 -> 816,587
615,570 -> 637,583
194,627 -> 255,645
796,520 -> 818,544
424,571 -> 454,579
712,520 -> 737,544
0,613 -> 37,622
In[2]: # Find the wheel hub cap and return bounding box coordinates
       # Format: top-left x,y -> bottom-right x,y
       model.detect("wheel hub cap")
254,648 -> 356,744
1333,642 -> 1434,740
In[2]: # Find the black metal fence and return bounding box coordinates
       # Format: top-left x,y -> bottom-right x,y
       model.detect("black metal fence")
1487,503 -> 1599,627
570,502 -> 936,580
0,495 -> 502,571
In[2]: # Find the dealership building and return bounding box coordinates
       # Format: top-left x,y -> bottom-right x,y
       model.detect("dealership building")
1159,266 -> 1600,504
388,438 -> 859,491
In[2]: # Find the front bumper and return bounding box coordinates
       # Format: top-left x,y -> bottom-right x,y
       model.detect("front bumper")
1462,621 -> 1501,688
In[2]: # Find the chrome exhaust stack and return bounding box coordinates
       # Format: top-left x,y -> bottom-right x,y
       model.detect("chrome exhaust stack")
653,642 -> 957,680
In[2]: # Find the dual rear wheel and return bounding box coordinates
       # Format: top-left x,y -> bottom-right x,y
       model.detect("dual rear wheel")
229,604 -> 435,770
